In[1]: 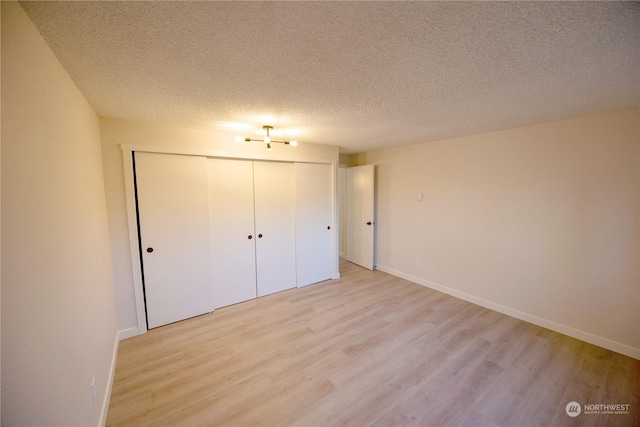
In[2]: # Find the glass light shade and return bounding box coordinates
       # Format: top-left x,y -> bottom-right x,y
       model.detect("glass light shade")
264,135 -> 271,143
289,140 -> 298,146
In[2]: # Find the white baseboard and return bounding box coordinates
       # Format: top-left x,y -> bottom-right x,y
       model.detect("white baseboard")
375,264 -> 640,361
118,327 -> 139,341
99,331 -> 120,426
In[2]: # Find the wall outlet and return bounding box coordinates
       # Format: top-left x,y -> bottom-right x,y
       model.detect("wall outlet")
91,377 -> 96,405
416,257 -> 422,266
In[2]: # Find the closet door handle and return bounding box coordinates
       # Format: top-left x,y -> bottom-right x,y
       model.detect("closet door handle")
248,235 -> 253,240
146,247 -> 154,253
258,234 -> 263,238
327,226 -> 331,230
366,221 -> 372,225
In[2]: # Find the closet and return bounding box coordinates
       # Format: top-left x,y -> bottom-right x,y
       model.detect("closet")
134,152 -> 333,328
294,163 -> 333,287
135,152 -> 215,329
208,158 -> 296,307
252,161 -> 297,296
207,158 -> 257,308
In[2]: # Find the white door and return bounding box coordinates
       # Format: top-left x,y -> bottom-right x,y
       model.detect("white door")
253,161 -> 297,296
135,152 -> 214,328
338,167 -> 347,258
346,165 -> 375,270
208,158 -> 257,308
295,163 -> 333,287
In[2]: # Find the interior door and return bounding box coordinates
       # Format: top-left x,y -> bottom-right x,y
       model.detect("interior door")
346,165 -> 375,270
135,152 -> 214,328
208,158 -> 257,308
294,163 -> 333,287
253,161 -> 297,296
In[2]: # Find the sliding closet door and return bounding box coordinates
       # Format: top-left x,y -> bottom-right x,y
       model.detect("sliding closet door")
253,161 -> 297,296
208,158 -> 257,308
295,163 -> 333,287
135,152 -> 214,328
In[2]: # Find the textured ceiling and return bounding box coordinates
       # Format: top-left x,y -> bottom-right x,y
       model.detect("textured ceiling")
18,1 -> 640,153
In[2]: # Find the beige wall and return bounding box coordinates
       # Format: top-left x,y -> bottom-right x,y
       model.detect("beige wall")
339,153 -> 353,166
100,118 -> 339,335
361,108 -> 639,358
1,2 -> 118,425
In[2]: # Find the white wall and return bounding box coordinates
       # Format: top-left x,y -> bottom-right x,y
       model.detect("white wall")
1,2 -> 119,425
360,108 -> 640,359
100,118 -> 339,336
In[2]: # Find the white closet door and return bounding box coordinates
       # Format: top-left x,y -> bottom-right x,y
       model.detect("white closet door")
347,165 -> 375,270
135,152 -> 214,329
208,158 -> 258,308
295,163 -> 333,287
253,161 -> 297,296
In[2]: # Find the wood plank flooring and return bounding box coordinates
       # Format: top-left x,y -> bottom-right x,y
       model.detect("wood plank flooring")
107,259 -> 639,426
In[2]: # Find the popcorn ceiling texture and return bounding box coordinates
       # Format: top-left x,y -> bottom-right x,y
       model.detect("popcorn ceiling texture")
19,1 -> 640,153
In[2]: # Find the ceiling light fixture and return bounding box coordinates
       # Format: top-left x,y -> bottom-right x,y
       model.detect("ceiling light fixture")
238,125 -> 298,151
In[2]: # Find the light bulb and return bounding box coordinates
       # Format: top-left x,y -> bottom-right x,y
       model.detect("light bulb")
264,135 -> 271,144
290,140 -> 298,147
234,136 -> 245,143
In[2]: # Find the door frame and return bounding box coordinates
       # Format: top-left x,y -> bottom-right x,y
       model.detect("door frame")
121,144 -> 340,335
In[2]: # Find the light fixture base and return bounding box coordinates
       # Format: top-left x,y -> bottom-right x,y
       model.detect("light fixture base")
238,125 -> 298,150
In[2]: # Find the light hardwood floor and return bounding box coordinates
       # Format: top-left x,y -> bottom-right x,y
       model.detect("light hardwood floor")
107,259 -> 639,426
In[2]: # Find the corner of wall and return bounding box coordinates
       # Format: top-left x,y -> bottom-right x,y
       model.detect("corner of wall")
339,153 -> 353,166
99,331 -> 120,426
351,152 -> 368,166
